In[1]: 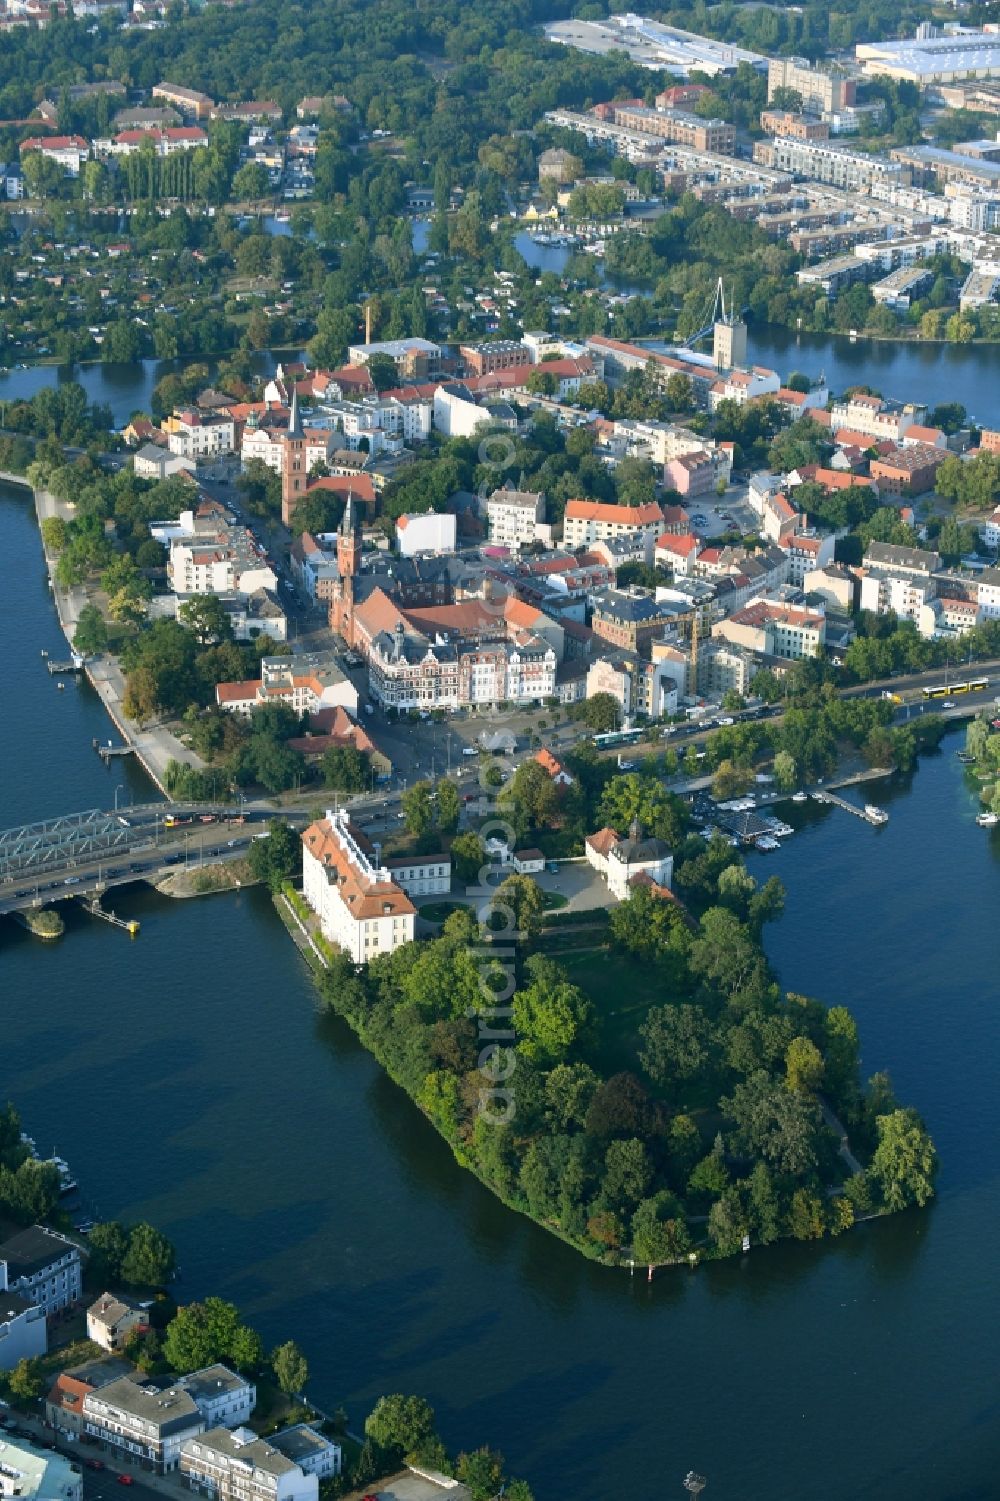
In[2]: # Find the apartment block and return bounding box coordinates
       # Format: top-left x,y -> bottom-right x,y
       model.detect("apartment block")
612,103 -> 735,154
486,487 -> 546,548
762,136 -> 902,192
563,499 -> 664,559
713,599 -> 826,660
0,1226 -> 82,1317
767,57 -> 855,114
181,1428 -> 319,1501
459,341 -> 531,376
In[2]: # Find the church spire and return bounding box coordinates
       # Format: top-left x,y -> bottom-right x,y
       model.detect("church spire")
288,384 -> 303,439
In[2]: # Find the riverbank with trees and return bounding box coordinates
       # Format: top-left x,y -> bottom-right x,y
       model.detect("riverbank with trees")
0,1101 -> 535,1501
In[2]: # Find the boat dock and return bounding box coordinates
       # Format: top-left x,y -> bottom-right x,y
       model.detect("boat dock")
93,738 -> 135,762
47,658 -> 85,674
813,791 -> 887,825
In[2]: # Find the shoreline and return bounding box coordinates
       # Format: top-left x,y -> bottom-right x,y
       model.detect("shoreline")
18,475 -> 204,799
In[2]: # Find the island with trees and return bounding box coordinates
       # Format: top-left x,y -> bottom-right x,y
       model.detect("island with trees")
314,736 -> 938,1269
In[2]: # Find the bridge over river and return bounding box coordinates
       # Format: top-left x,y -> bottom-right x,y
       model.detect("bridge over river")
0,803 -> 299,916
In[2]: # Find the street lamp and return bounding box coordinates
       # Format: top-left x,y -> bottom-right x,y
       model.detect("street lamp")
113,784 -> 125,812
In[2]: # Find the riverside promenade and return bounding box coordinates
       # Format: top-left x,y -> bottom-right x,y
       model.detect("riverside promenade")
28,479 -> 204,795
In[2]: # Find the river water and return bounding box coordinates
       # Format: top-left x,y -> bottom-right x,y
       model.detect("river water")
4,322 -> 998,432
3,473 -> 1000,1497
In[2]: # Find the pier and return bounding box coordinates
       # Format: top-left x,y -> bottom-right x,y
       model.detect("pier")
47,658 -> 85,675
813,791 -> 887,825
93,738 -> 135,762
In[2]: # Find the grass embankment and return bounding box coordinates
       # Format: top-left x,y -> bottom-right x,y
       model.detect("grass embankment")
156,858 -> 256,897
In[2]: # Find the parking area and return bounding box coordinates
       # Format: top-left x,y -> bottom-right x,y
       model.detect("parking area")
351,1472 -> 472,1501
686,482 -> 756,540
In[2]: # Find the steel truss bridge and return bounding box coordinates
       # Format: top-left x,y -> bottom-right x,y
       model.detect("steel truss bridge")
0,804 -> 166,882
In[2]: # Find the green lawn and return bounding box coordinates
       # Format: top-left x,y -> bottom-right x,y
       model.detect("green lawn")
560,946 -> 669,1078
560,945 -> 718,1111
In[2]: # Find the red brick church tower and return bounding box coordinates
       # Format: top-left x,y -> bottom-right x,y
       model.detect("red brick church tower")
280,387 -> 306,526
330,492 -> 362,644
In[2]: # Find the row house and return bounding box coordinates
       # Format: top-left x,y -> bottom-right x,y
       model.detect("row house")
367,620 -> 555,712
590,588 -> 680,653
857,541 -> 941,625
585,652 -> 679,722
655,531 -> 702,578
779,529 -> 837,587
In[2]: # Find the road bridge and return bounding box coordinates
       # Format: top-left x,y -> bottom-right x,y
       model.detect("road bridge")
0,804 -> 302,917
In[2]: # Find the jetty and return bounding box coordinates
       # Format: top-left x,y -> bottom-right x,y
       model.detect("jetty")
93,738 -> 135,762
813,791 -> 888,825
48,658 -> 85,674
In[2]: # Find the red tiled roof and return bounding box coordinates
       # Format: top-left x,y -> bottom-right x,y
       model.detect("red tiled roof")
565,498 -> 663,526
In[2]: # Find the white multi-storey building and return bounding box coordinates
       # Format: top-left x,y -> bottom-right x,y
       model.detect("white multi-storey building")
301,810 -> 424,962
857,542 -> 942,626
486,487 -> 546,548
713,599 -> 826,659
828,394 -> 924,441
168,527 -> 278,598
0,1291 -> 46,1370
0,1227 -> 82,1318
83,1379 -> 205,1473
181,1429 -> 317,1501
396,512 -> 457,557
562,499 -> 664,560
166,410 -> 236,459
177,1369 -> 256,1431
0,1435 -> 82,1501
